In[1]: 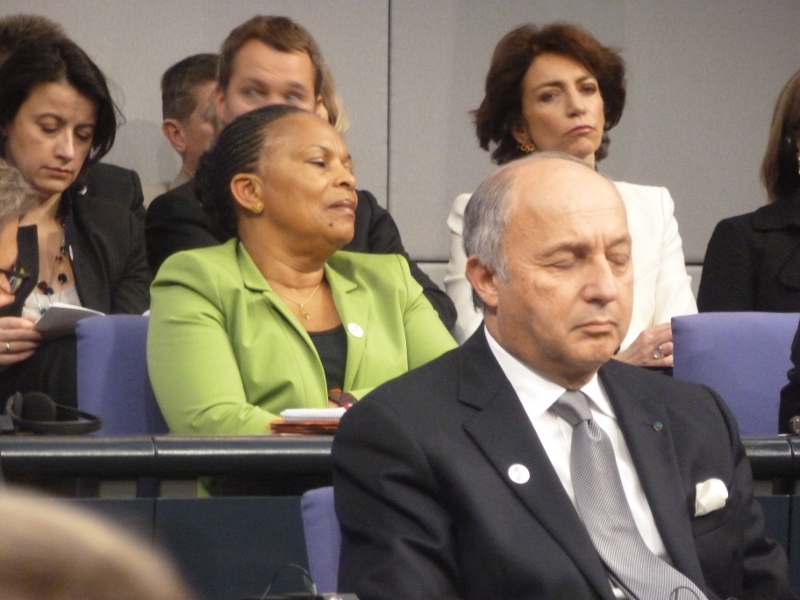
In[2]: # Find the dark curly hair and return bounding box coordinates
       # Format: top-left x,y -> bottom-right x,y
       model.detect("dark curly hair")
196,103 -> 305,240
473,23 -> 626,165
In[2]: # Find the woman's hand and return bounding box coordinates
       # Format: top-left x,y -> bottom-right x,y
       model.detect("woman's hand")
613,322 -> 674,367
0,316 -> 42,367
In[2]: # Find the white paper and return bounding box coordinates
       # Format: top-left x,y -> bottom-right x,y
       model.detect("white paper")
34,303 -> 104,339
280,408 -> 346,422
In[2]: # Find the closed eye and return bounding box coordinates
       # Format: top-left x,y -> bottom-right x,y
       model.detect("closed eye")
549,257 -> 576,269
75,129 -> 94,143
537,90 -> 559,103
581,83 -> 598,94
242,87 -> 264,99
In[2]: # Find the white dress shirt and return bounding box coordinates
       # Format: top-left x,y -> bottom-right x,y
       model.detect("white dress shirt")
485,329 -> 671,596
445,182 -> 698,345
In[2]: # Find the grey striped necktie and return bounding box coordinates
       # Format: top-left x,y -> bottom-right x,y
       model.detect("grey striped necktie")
550,390 -> 706,600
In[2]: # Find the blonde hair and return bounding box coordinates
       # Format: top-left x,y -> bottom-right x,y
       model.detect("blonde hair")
0,158 -> 38,227
0,488 -> 196,600
218,15 -> 349,133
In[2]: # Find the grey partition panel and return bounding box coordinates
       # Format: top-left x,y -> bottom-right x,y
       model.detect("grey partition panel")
792,496 -> 800,592
69,498 -> 156,542
154,497 -> 307,600
4,2 -> 800,264
389,1 -> 800,263
756,496 -> 790,556
0,1 -> 389,201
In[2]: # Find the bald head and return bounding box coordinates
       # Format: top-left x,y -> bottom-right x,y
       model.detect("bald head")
464,152 -> 623,295
465,152 -> 633,388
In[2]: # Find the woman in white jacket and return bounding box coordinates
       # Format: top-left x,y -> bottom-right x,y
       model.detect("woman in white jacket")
445,23 -> 696,366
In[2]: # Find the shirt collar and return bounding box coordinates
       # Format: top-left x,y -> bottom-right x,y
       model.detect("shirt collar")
484,327 -> 615,421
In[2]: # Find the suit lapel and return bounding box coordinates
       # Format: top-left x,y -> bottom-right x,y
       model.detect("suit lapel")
325,261 -> 370,390
236,245 -> 371,391
459,331 -> 616,600
237,241 -> 315,341
600,362 -> 706,586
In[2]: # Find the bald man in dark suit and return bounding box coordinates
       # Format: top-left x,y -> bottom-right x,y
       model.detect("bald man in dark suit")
333,153 -> 796,600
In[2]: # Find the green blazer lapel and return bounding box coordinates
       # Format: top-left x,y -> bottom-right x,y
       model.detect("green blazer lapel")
599,362 -> 706,588
325,261 -> 370,390
236,241 -> 314,344
459,332 -> 615,600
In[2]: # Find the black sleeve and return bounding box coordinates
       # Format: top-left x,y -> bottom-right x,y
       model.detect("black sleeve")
348,189 -> 457,331
145,185 -> 220,275
780,318 -> 800,433
334,398 -> 464,600
703,389 -> 798,600
697,217 -> 757,312
128,168 -> 146,222
85,163 -> 146,222
110,209 -> 151,314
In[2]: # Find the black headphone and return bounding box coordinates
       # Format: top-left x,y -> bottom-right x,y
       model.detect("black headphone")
4,392 -> 102,435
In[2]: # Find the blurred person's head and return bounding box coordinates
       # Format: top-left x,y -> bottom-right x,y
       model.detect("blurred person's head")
0,13 -> 67,65
216,15 -> 348,133
0,488 -> 196,600
196,104 -> 356,262
473,23 -> 625,167
0,38 -> 120,199
0,159 -> 38,306
761,67 -> 800,203
161,53 -> 219,178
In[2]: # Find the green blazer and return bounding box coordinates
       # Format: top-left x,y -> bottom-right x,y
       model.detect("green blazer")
148,240 -> 456,434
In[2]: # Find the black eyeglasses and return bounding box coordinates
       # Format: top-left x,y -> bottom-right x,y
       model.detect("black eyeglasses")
0,265 -> 29,295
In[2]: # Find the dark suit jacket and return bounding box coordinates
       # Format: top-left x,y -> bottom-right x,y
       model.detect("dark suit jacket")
698,195 -> 800,312
83,162 -> 146,222
0,187 -> 150,407
2,186 -> 150,317
333,328 -> 795,600
780,319 -> 800,432
145,182 -> 457,330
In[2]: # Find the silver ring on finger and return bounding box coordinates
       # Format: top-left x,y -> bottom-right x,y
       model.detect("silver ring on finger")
652,345 -> 664,360
4,342 -> 9,353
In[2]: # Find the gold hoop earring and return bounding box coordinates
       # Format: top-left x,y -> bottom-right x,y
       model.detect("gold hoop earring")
519,142 -> 535,154
251,202 -> 264,215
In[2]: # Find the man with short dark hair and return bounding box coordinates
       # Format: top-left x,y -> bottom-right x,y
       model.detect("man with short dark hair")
160,53 -> 218,188
333,152 -> 797,600
145,16 -> 456,331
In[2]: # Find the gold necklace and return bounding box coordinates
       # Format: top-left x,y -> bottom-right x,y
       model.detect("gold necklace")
272,281 -> 322,320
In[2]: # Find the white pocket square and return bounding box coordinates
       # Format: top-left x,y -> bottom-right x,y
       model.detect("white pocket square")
694,478 -> 728,516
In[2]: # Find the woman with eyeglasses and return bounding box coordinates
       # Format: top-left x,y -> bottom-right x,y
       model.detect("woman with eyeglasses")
0,39 -> 150,407
0,160 -> 38,308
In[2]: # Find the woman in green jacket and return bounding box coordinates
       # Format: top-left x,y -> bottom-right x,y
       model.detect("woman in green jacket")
148,104 -> 456,434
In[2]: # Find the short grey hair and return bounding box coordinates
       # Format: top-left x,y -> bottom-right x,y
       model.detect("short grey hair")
0,159 -> 38,228
462,151 -> 597,310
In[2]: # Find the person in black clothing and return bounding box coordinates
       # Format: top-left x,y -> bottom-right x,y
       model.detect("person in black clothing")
780,318 -> 800,433
698,67 -> 800,312
0,14 -> 145,224
0,40 -> 150,408
146,15 -> 456,330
